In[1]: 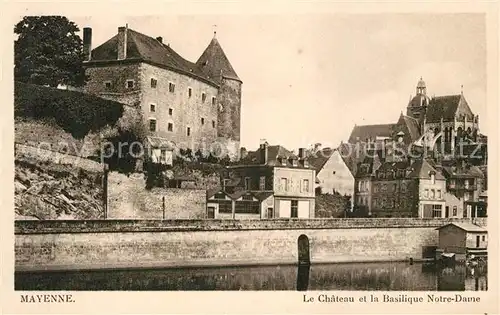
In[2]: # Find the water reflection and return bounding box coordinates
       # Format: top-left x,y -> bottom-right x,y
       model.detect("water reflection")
15,262 -> 487,291
296,264 -> 310,291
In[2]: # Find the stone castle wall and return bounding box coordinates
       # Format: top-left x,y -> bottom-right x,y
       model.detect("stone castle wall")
107,171 -> 206,219
15,218 -> 486,271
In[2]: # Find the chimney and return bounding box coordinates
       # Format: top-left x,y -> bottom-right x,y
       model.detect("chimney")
83,27 -> 92,61
117,25 -> 128,60
298,148 -> 306,159
259,141 -> 269,164
240,147 -> 248,160
156,36 -> 163,43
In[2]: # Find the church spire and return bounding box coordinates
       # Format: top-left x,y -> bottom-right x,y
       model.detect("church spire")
416,77 -> 426,95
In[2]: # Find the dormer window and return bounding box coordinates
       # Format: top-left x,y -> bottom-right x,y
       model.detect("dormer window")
281,157 -> 287,166
292,159 -> 298,167
430,171 -> 436,184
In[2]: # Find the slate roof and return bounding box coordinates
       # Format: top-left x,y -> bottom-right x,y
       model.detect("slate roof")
407,159 -> 446,180
408,94 -> 430,108
401,115 -> 421,141
436,222 -> 486,233
90,28 -> 220,86
339,142 -> 367,176
426,95 -> 462,123
441,165 -> 484,179
240,145 -> 313,169
196,37 -> 241,83
206,187 -> 224,198
252,191 -> 274,201
348,123 -> 395,143
307,147 -> 334,171
377,160 -> 410,172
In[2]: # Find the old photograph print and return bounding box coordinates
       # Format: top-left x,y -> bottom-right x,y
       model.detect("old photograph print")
14,14 -> 488,291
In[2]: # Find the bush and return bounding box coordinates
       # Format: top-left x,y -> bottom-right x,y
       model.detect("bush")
14,82 -> 124,139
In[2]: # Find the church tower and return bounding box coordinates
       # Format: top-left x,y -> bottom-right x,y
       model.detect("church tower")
406,77 -> 430,126
197,32 -> 242,160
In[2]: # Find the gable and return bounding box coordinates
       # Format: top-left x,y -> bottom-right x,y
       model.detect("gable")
318,150 -> 353,178
455,95 -> 475,120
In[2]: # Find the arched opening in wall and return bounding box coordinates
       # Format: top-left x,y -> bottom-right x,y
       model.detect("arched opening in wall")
297,234 -> 310,265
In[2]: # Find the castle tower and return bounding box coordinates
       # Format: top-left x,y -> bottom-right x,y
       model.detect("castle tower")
197,32 -> 242,159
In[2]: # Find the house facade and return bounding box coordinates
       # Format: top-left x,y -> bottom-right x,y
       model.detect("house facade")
208,142 -> 316,219
82,25 -> 242,160
307,147 -> 355,208
436,223 -> 488,261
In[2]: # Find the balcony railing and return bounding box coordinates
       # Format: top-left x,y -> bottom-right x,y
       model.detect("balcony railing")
447,183 -> 477,191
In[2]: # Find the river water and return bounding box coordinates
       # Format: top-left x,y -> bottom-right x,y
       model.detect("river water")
15,262 -> 487,291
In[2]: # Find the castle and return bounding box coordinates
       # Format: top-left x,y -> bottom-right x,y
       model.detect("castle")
82,25 -> 242,160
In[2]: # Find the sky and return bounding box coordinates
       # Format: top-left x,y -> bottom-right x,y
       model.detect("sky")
69,14 -> 487,151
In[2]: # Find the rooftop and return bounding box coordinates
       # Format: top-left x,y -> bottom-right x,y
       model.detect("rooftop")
436,222 -> 487,233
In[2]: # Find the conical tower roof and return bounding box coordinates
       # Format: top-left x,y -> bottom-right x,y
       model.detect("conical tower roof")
196,36 -> 241,83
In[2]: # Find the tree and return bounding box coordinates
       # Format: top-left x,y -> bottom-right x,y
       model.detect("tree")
14,16 -> 87,87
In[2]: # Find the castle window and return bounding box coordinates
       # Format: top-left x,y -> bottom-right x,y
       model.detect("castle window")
168,123 -> 173,132
169,108 -> 173,116
169,82 -> 175,93
201,118 -> 205,125
104,81 -> 112,90
149,103 -> 156,112
212,120 -> 216,128
126,80 -> 135,89
188,87 -> 192,98
453,206 -> 458,216
149,119 -> 157,132
150,78 -> 157,88
187,127 -> 191,136
202,92 -> 207,102
212,96 -> 216,106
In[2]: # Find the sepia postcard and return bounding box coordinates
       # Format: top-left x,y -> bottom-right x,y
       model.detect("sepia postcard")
1,1 -> 499,314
